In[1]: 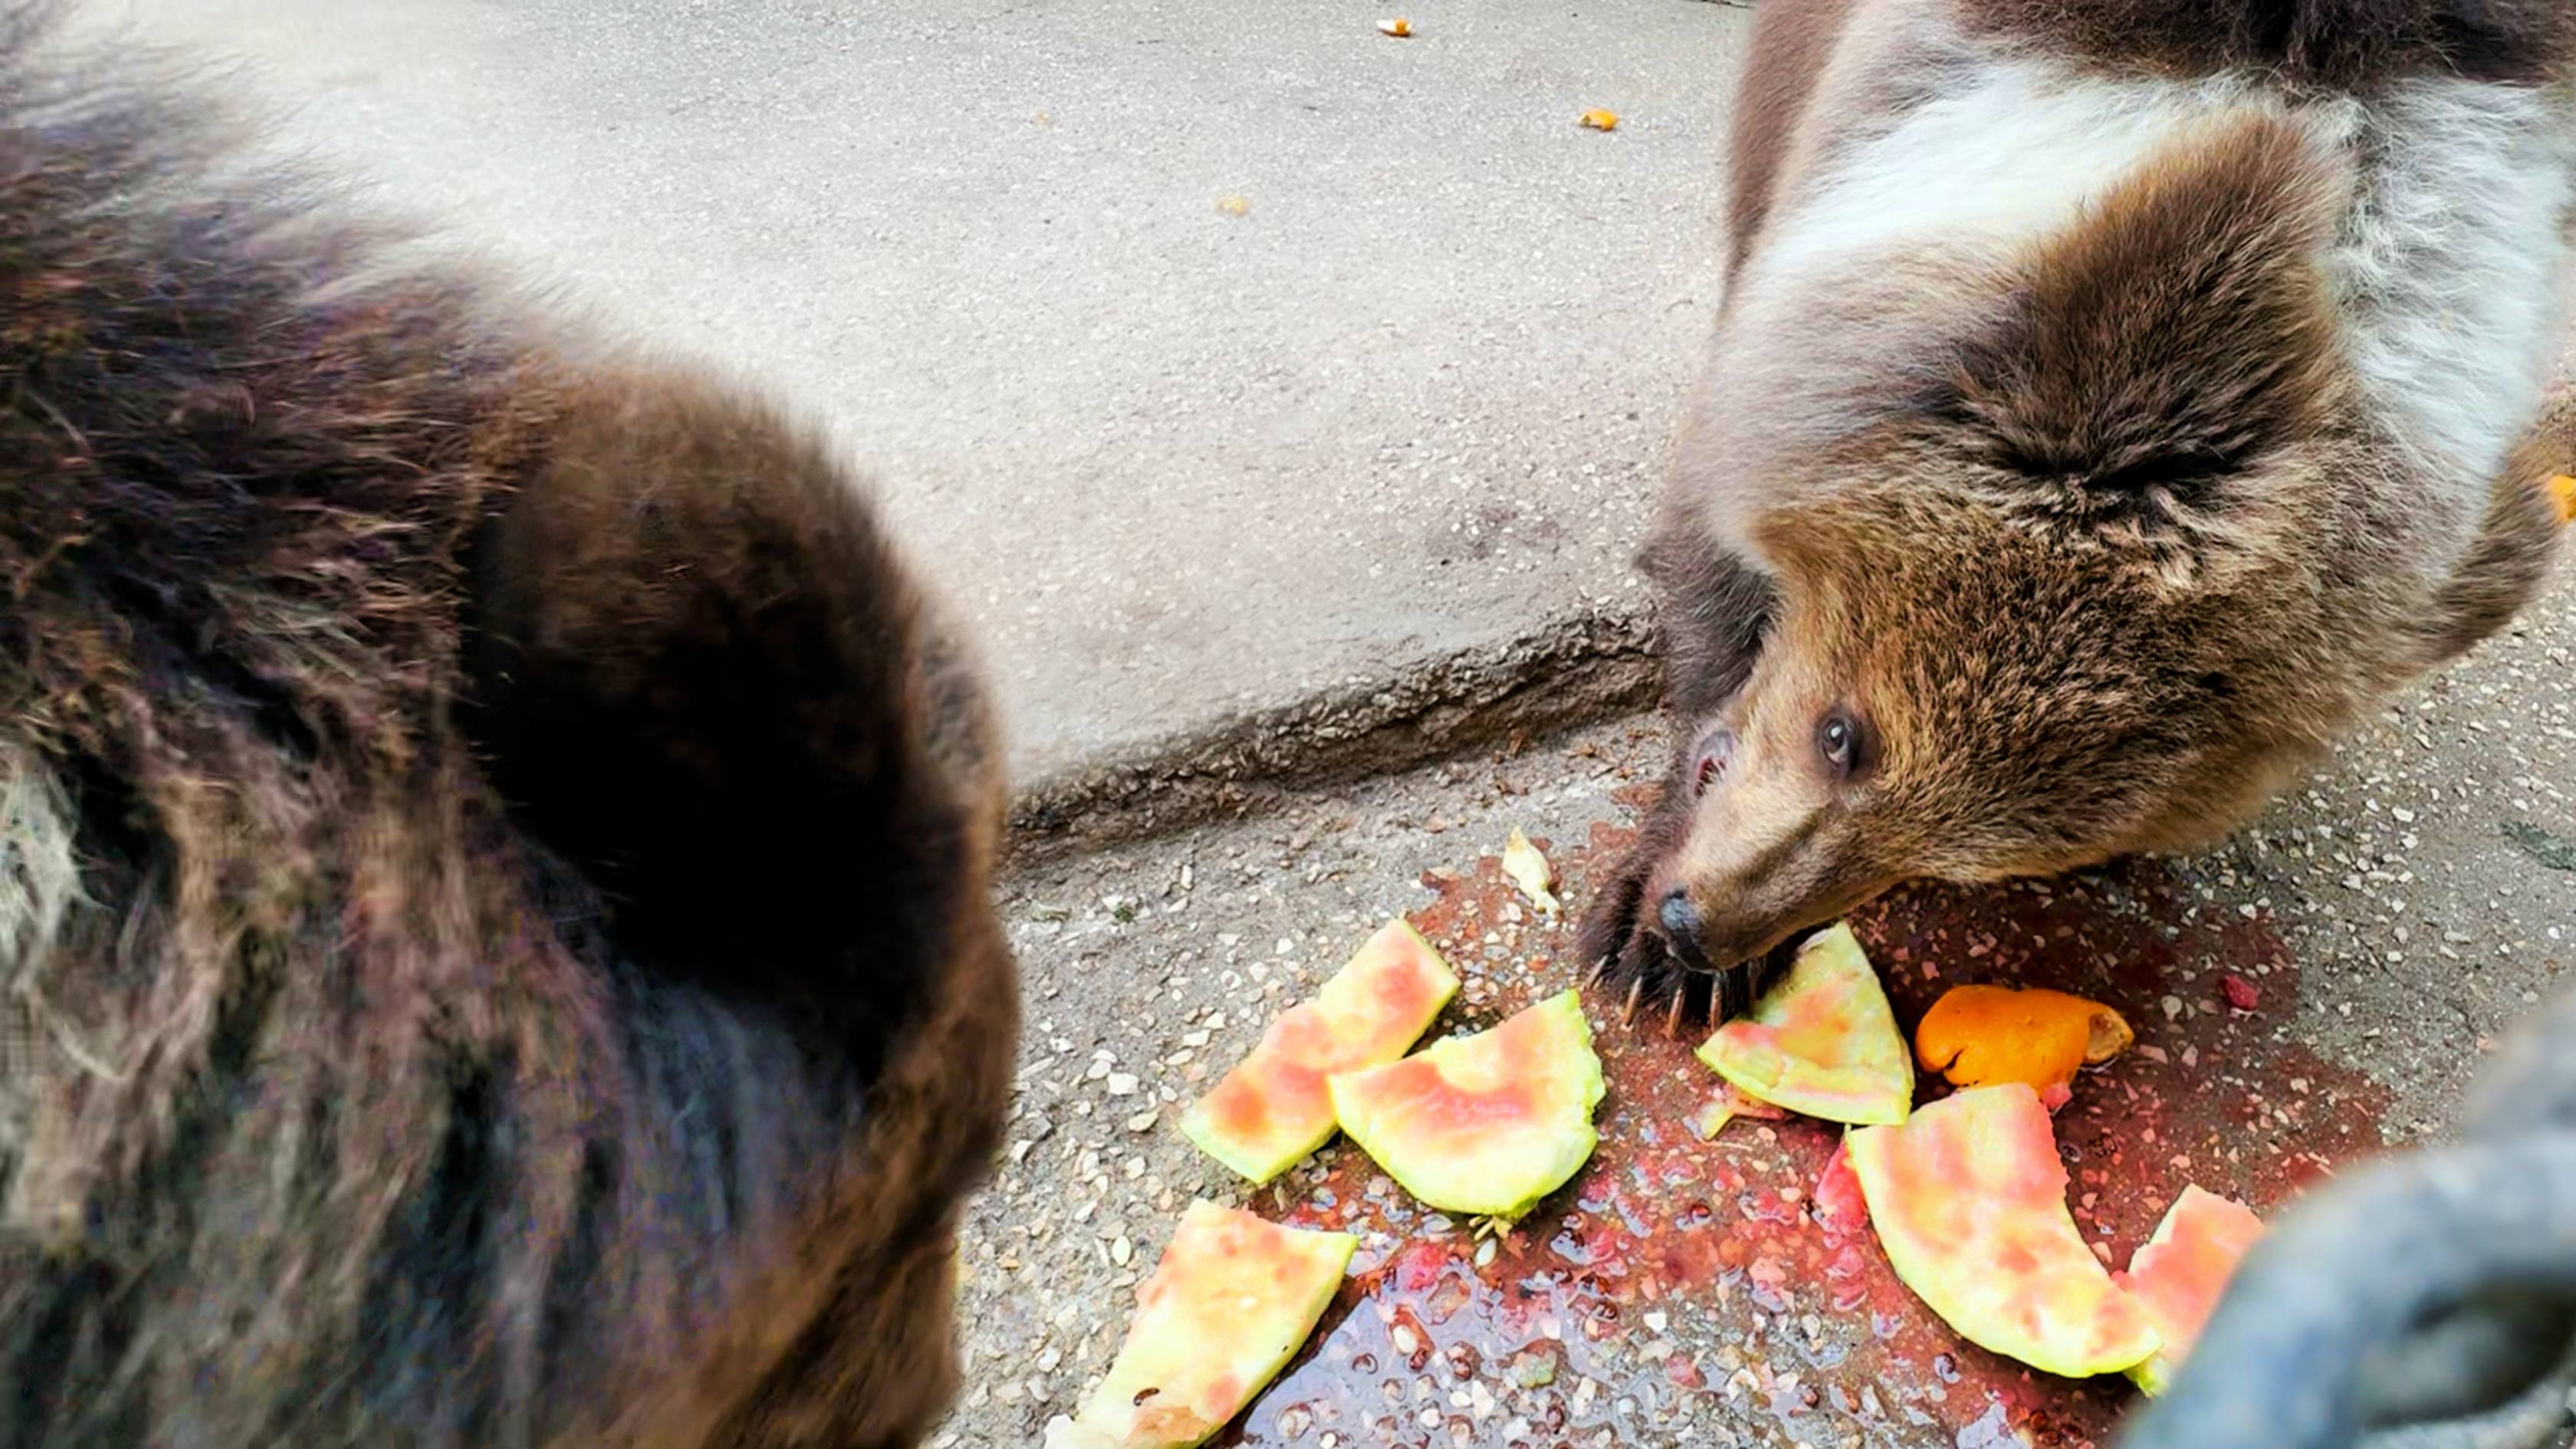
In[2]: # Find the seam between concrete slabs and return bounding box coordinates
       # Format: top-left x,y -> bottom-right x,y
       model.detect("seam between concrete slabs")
1005,603 -> 1663,863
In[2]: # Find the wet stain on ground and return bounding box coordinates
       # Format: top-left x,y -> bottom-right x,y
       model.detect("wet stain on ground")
1214,821 -> 2394,1449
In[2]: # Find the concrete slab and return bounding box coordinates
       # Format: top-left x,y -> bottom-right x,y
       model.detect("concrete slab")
955,567 -> 2573,1448
74,0 -> 1750,822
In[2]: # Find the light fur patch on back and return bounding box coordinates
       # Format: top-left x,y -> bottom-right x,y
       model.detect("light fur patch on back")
0,737 -> 79,987
1,736 -> 83,1218
1743,56 -> 2253,289
1701,48 -> 2286,507
1694,20 -> 2576,579
2329,78 -> 2576,497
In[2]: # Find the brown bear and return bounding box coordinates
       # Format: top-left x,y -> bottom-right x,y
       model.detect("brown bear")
0,8 -> 1014,1447
1585,0 -> 2576,1030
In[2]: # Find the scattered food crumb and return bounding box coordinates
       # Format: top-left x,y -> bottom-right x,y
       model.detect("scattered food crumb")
1502,826 -> 1561,918
1578,109 -> 1618,132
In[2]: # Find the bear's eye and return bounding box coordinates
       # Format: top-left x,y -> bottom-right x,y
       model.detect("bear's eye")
1818,713 -> 1858,776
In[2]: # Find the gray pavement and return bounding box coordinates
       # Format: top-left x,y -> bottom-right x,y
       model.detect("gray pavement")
77,0 -> 1750,832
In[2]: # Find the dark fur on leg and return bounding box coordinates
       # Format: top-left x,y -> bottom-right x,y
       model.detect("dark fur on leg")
1641,530 -> 1777,724
458,370 -> 1000,1088
2423,408 -> 2571,664
1577,769 -> 1701,1029
1962,0 -> 2576,84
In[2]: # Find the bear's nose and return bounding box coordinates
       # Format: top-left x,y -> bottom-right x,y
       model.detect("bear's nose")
1658,888 -> 1708,968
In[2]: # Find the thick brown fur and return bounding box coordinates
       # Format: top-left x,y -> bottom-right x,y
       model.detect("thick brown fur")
0,9 -> 1014,1447
1964,0 -> 2576,86
1583,0 -> 2575,1028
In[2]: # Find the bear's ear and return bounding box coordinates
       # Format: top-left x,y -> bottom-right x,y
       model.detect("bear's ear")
1934,111 -> 2354,557
460,371 -> 1001,1083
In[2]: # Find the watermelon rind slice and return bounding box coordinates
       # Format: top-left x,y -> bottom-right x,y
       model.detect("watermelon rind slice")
1327,989 -> 1604,1223
1043,1201 -> 1356,1448
2116,1184 -> 2266,1396
1847,1083 -> 2161,1380
1180,918 -> 1460,1184
1697,922 -> 1914,1126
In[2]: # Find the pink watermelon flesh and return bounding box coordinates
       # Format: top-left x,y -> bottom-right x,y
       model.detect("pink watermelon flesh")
1697,922 -> 1914,1125
1181,919 -> 1459,1184
1044,1201 -> 1356,1448
1327,989 -> 1604,1222
1689,1081 -> 1789,1141
1847,1083 -> 2160,1379
2115,1185 -> 2266,1395
1812,1141 -> 1868,1234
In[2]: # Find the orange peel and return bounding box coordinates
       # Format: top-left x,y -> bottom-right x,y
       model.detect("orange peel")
1914,984 -> 2133,1097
